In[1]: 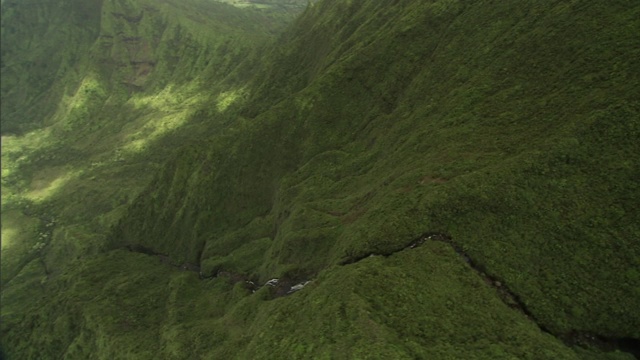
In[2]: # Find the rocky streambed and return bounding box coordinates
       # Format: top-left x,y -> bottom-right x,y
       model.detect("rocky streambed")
124,244 -> 312,297
125,232 -> 640,358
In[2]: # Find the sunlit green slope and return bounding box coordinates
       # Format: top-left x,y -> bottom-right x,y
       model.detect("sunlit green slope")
2,0 -> 639,359
1,0 -> 298,278
1,0 -> 301,357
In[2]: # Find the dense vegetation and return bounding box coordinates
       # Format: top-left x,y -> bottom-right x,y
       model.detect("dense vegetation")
1,0 -> 639,358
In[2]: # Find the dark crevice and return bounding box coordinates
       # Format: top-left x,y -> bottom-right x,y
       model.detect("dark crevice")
196,240 -> 207,268
561,333 -> 640,359
124,244 -> 201,273
124,233 -> 639,357
340,232 -> 640,358
125,244 -> 164,257
609,338 -> 640,359
338,232 -> 453,265
123,244 -> 310,298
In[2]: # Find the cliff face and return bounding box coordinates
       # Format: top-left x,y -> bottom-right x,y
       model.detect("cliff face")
2,0 -> 639,359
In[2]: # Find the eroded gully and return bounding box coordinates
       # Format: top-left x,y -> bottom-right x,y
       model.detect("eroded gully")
124,233 -> 640,358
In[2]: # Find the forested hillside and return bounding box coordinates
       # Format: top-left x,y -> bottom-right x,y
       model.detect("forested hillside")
2,0 -> 639,359
1,0 -> 302,357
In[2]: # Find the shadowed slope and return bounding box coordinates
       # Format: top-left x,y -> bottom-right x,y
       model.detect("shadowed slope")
111,0 -> 639,353
1,0 -> 303,357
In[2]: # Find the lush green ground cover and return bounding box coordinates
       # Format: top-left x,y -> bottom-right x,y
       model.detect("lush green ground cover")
2,0 -> 639,358
1,0 -> 295,280
1,0 -> 300,357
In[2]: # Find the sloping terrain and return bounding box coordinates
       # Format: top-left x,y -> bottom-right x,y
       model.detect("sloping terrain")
1,0 -> 298,280
2,0 -> 639,359
1,0 -> 301,357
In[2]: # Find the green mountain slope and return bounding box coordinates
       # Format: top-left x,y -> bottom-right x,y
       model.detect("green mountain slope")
0,0 -> 103,134
2,0 -> 639,359
1,0 -> 299,279
1,0 -> 301,357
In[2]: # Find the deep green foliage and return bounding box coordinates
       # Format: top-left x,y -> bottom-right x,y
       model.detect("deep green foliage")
0,0 -> 104,134
0,0 -> 295,284
2,0 -> 639,359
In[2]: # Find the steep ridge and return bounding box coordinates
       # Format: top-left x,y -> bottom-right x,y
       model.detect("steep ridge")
115,0 -> 639,338
1,0 -> 298,284
2,0 -> 639,358
1,0 -> 305,357
0,0 -> 278,288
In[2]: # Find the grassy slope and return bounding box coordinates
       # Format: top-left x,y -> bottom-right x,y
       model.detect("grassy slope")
1,0 -> 295,278
0,0 -> 104,134
116,0 -> 640,335
2,0 -> 639,359
0,0 -> 300,357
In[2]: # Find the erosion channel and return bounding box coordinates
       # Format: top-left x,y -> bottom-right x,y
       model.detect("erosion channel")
125,233 -> 640,358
